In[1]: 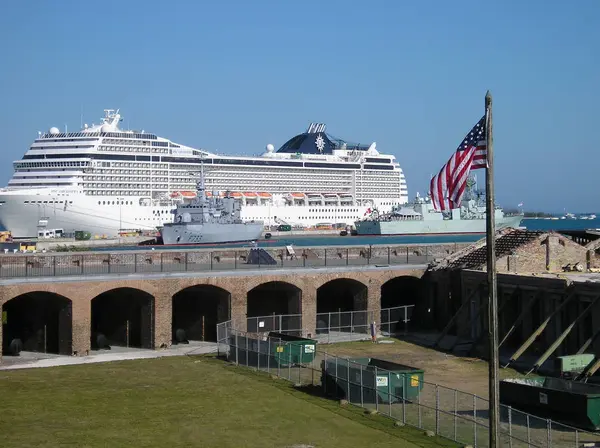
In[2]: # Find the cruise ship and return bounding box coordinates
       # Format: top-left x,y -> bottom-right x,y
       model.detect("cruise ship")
0,109 -> 408,238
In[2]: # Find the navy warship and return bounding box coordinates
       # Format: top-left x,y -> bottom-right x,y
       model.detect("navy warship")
354,177 -> 523,236
160,167 -> 264,245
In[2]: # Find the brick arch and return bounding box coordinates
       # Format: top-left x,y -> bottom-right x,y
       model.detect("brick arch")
241,277 -> 304,295
84,282 -> 159,302
0,283 -> 76,307
314,276 -> 369,291
1,290 -> 73,356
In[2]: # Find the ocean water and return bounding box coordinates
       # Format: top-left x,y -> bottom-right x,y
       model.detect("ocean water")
86,217 -> 600,251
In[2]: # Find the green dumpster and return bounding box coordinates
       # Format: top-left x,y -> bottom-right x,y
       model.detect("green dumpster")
321,357 -> 424,404
228,332 -> 317,367
500,377 -> 600,431
268,332 -> 317,366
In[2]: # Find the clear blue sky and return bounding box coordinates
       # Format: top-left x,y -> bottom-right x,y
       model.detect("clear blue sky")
0,0 -> 598,212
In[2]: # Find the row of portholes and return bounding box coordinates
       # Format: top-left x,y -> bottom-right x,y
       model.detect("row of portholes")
97,200 -> 133,206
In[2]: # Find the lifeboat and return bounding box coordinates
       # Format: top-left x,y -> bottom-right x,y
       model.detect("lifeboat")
258,192 -> 272,198
229,192 -> 243,198
290,192 -> 306,199
243,192 -> 258,197
170,191 -> 197,199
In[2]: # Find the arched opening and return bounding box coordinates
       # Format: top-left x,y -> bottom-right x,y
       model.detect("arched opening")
2,292 -> 72,356
380,276 -> 422,334
316,279 -> 368,334
172,285 -> 231,343
247,281 -> 302,334
91,288 -> 154,350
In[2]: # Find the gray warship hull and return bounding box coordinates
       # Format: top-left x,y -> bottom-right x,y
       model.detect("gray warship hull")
161,222 -> 264,245
354,214 -> 523,235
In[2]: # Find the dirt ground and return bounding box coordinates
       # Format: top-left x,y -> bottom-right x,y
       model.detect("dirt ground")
320,337 -> 523,398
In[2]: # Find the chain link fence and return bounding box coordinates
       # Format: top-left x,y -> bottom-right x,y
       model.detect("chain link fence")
215,325 -> 600,448
243,305 -> 415,343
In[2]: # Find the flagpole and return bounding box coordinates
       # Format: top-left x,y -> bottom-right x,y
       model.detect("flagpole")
485,90 -> 500,447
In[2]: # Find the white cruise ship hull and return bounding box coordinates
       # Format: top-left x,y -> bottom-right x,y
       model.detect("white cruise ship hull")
0,188 -> 377,238
354,215 -> 524,235
160,222 -> 264,245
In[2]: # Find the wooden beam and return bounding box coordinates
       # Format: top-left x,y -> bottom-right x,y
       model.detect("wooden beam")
432,284 -> 482,349
529,294 -> 600,374
504,287 -> 577,368
577,325 -> 600,355
578,357 -> 600,381
467,286 -> 520,356
499,290 -> 542,348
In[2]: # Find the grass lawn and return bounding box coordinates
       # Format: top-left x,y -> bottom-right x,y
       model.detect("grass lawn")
0,356 -> 458,448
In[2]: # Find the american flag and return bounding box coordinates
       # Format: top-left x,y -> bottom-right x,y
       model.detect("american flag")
429,115 -> 487,211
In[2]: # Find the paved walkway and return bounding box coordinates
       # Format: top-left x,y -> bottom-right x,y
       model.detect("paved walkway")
0,341 -> 222,371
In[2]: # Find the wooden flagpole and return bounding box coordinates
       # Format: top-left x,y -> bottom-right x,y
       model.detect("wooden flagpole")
485,90 -> 500,447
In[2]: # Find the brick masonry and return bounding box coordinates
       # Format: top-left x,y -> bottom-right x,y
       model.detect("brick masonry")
0,267 -> 424,361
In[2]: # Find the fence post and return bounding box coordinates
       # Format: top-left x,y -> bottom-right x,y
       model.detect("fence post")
506,406 -> 513,448
311,350 -> 315,386
185,251 -> 188,271
435,385 -> 440,435
473,394 -> 477,446
245,335 -> 249,367
388,246 -> 391,265
418,380 -> 422,428
235,333 -> 239,365
335,356 -> 339,399
404,306 -> 409,335
388,372 -> 392,417
324,352 -> 328,395
346,248 -> 349,266
288,346 -> 291,381
324,248 -> 327,266
360,363 -> 364,407
160,252 -> 163,272
347,361 -> 351,403
133,254 -> 137,273
267,337 -> 271,374
526,414 -> 530,446
375,366 -> 379,413
350,311 -> 354,334
402,374 -> 406,424
454,388 -> 458,442
210,251 -> 213,270
406,246 -> 409,263
547,419 -> 551,448
257,338 -> 261,372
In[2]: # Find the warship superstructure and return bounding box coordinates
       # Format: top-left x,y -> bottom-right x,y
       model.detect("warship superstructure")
160,167 -> 264,245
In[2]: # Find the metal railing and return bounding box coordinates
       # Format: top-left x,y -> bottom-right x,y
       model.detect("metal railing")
243,305 -> 415,342
0,244 -> 463,279
219,327 -> 600,448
